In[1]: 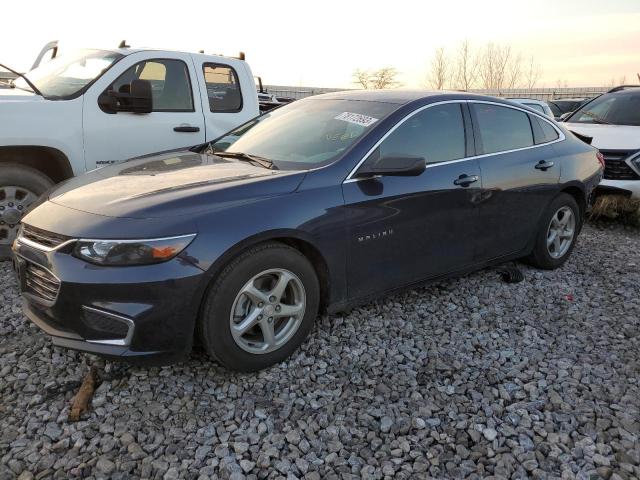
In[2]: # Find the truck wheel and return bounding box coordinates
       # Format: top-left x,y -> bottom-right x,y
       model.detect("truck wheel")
0,164 -> 54,260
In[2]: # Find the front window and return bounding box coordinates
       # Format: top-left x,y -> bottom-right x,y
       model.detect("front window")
569,92 -> 640,126
14,49 -> 123,99
210,99 -> 397,170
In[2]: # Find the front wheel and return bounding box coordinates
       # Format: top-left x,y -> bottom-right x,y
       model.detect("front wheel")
527,193 -> 581,269
198,242 -> 320,372
0,164 -> 54,259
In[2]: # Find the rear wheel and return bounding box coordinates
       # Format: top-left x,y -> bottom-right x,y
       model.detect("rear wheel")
527,193 -> 581,269
198,242 -> 320,371
0,164 -> 54,259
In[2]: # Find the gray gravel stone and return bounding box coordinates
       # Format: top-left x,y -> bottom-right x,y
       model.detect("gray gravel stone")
1,223 -> 639,479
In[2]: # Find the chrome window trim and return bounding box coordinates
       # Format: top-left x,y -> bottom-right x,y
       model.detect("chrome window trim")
343,99 -> 565,184
83,306 -> 135,347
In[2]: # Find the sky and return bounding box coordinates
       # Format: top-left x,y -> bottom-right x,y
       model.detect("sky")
1,0 -> 638,89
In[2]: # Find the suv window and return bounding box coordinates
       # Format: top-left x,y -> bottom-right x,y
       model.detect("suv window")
569,92 -> 640,126
524,103 -> 545,114
473,104 -> 533,154
111,59 -> 193,112
203,64 -> 242,112
368,103 -> 466,165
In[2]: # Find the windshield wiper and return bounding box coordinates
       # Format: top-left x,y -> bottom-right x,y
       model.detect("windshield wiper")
579,110 -> 611,125
0,63 -> 42,96
211,151 -> 277,170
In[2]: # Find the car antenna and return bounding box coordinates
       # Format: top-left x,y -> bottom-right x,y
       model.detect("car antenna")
118,40 -> 130,48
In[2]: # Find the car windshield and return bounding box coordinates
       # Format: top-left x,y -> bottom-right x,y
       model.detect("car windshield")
209,98 -> 397,170
14,49 -> 123,99
568,92 -> 640,126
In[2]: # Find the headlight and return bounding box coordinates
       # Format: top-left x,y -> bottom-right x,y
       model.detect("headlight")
73,234 -> 196,266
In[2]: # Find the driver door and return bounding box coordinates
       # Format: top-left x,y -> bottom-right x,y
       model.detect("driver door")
82,52 -> 205,169
342,102 -> 482,299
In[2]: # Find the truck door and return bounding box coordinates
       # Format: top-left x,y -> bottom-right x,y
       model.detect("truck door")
192,58 -> 260,141
82,51 -> 206,169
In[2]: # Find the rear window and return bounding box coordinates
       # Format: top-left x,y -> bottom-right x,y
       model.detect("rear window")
524,103 -> 545,114
569,92 -> 640,126
472,104 -> 534,154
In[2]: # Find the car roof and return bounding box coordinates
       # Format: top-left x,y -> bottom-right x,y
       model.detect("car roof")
507,98 -> 548,105
309,89 -> 521,105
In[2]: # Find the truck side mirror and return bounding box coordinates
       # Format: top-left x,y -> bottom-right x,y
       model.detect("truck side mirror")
98,79 -> 153,114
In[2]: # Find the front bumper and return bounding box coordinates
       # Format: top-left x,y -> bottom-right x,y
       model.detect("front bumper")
12,236 -> 206,366
598,179 -> 640,198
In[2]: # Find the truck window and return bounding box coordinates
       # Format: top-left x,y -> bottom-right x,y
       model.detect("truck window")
203,63 -> 242,112
110,59 -> 194,112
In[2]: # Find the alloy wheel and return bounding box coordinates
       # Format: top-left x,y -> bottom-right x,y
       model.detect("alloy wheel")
230,268 -> 306,354
0,186 -> 37,245
546,206 -> 575,259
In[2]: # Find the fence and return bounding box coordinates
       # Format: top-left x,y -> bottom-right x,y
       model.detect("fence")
263,85 -> 611,101
469,87 -> 608,101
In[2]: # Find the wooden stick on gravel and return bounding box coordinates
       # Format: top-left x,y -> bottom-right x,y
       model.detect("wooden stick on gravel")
69,365 -> 98,422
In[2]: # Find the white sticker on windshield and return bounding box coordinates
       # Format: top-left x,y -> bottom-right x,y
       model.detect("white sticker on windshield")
334,112 -> 379,127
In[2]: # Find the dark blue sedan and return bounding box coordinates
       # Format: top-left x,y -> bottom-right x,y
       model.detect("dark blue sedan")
13,91 -> 603,370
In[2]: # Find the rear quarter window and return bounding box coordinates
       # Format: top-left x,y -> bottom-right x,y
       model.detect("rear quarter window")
472,104 -> 534,154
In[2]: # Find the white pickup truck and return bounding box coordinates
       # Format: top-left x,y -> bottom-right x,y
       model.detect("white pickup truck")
0,46 -> 260,256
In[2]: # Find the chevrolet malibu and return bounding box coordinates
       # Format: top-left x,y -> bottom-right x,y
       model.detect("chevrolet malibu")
12,91 -> 603,371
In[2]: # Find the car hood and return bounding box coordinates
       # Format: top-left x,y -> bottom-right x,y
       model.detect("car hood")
48,150 -> 305,219
564,123 -> 640,150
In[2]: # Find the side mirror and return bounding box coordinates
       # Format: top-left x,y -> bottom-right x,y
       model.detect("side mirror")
559,111 -> 573,122
357,155 -> 426,178
98,79 -> 153,114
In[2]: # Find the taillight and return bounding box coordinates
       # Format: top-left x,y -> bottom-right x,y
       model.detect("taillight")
596,151 -> 605,169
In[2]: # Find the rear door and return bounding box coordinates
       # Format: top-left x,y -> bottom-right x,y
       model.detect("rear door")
342,102 -> 482,299
83,52 -> 205,169
470,102 -> 562,261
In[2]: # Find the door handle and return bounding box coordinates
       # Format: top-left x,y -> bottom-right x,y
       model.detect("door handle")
535,160 -> 554,171
173,125 -> 200,133
453,174 -> 479,187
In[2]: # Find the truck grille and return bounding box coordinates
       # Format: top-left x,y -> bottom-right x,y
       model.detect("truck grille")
601,150 -> 640,181
24,261 -> 60,303
21,225 -> 71,249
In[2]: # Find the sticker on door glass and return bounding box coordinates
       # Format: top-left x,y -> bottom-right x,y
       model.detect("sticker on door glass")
334,112 -> 379,127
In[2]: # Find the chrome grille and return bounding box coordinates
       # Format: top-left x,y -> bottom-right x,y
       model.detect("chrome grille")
21,224 -> 71,249
24,261 -> 60,303
601,150 -> 640,181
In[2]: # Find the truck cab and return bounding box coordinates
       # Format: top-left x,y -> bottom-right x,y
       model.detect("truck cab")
0,47 -> 260,256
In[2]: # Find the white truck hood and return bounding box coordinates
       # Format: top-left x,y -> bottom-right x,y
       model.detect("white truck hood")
0,88 -> 43,102
564,123 -> 640,151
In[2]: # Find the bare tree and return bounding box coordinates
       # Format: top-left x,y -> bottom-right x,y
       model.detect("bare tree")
352,69 -> 371,89
619,75 -> 627,85
370,67 -> 402,89
352,67 -> 401,89
453,39 -> 478,90
556,79 -> 569,89
426,47 -> 449,90
524,56 -> 542,89
505,52 -> 522,89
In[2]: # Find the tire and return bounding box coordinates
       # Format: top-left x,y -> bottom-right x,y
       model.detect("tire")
0,164 -> 54,260
526,193 -> 581,270
198,242 -> 320,372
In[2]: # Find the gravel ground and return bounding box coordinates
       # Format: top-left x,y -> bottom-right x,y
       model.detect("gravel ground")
1,223 -> 639,480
